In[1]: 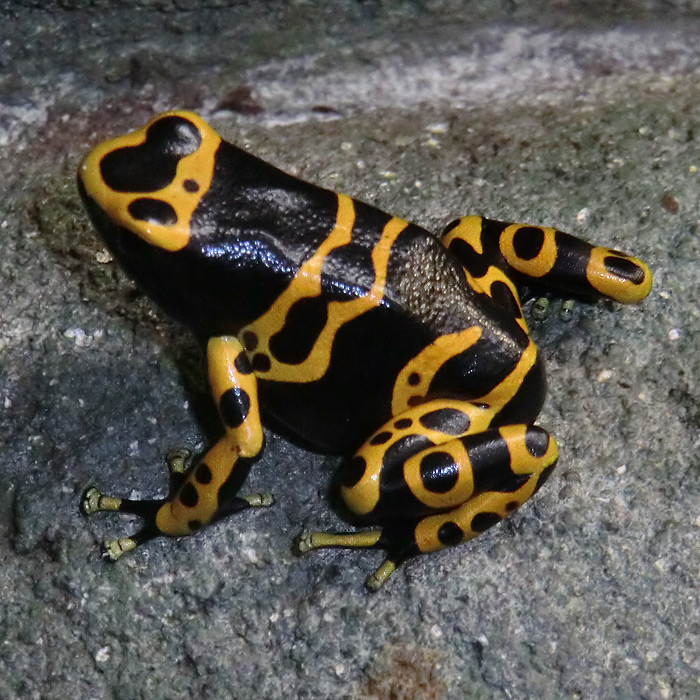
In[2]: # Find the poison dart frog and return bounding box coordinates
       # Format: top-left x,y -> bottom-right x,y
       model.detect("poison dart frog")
77,110 -> 652,591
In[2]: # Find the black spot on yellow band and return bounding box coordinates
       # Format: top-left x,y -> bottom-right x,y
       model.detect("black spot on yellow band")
512,226 -> 545,260
471,511 -> 501,532
233,352 -> 253,375
524,426 -> 550,458
342,455 -> 367,488
369,431 -> 392,446
242,331 -> 258,351
219,388 -> 251,428
419,451 -> 459,493
603,255 -> 647,284
252,353 -> 271,372
419,408 -> 471,435
437,521 -> 463,546
179,482 -> 199,508
195,463 -> 212,484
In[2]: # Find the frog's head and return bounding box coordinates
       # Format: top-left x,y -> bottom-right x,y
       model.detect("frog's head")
78,111 -> 250,333
77,110 -> 221,253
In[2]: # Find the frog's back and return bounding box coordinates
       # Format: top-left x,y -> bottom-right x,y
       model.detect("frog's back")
255,217 -> 538,453
225,183 -> 537,453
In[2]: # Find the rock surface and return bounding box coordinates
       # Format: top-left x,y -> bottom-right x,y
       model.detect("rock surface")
0,2 -> 698,699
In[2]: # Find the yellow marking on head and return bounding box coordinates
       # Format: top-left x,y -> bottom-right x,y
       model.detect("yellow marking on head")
391,326 -> 482,415
500,224 -> 557,278
78,110 -> 221,251
441,215 -> 484,253
586,247 -> 653,303
242,198 -> 408,382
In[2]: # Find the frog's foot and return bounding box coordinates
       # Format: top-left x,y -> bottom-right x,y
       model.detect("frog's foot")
80,437 -> 273,560
242,492 -> 275,508
530,296 -> 576,322
80,449 -> 192,519
295,529 -> 409,592
81,483 -> 275,561
100,532 -> 157,561
80,486 -> 122,517
80,485 -> 161,560
80,482 -> 163,559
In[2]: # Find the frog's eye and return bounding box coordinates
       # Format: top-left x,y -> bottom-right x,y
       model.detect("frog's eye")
79,111 -> 222,252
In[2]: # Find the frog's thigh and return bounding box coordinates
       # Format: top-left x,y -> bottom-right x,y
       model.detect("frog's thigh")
413,443 -> 557,555
378,424 -> 557,568
155,336 -> 265,536
340,398 -> 495,518
343,422 -> 558,533
300,421 -> 557,590
441,215 -> 652,304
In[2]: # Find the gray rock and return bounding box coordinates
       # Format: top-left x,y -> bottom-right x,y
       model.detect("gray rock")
1,2 -> 697,699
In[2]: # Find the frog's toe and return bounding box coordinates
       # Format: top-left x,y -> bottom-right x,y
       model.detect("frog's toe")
80,486 -> 100,516
365,559 -> 397,593
243,492 -> 275,508
166,447 -> 192,475
294,531 -> 348,554
100,536 -> 137,561
531,296 -> 550,320
294,531 -> 316,554
559,298 -> 576,322
80,486 -> 122,517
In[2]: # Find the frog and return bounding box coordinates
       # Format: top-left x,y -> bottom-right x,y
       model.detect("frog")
77,110 -> 653,591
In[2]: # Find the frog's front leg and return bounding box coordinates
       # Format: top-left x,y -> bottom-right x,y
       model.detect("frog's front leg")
297,401 -> 558,591
81,336 -> 271,559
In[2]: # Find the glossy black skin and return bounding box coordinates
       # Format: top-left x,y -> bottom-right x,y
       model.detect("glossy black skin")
78,118 -> 544,454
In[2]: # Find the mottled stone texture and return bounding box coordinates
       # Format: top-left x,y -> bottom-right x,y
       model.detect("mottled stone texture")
0,2 -> 698,699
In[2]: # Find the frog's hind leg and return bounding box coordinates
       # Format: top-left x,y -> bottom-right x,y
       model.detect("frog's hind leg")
441,215 -> 652,304
81,336 -> 273,559
296,400 -> 558,591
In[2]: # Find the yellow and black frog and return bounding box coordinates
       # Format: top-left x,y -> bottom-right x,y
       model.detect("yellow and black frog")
77,111 -> 652,591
